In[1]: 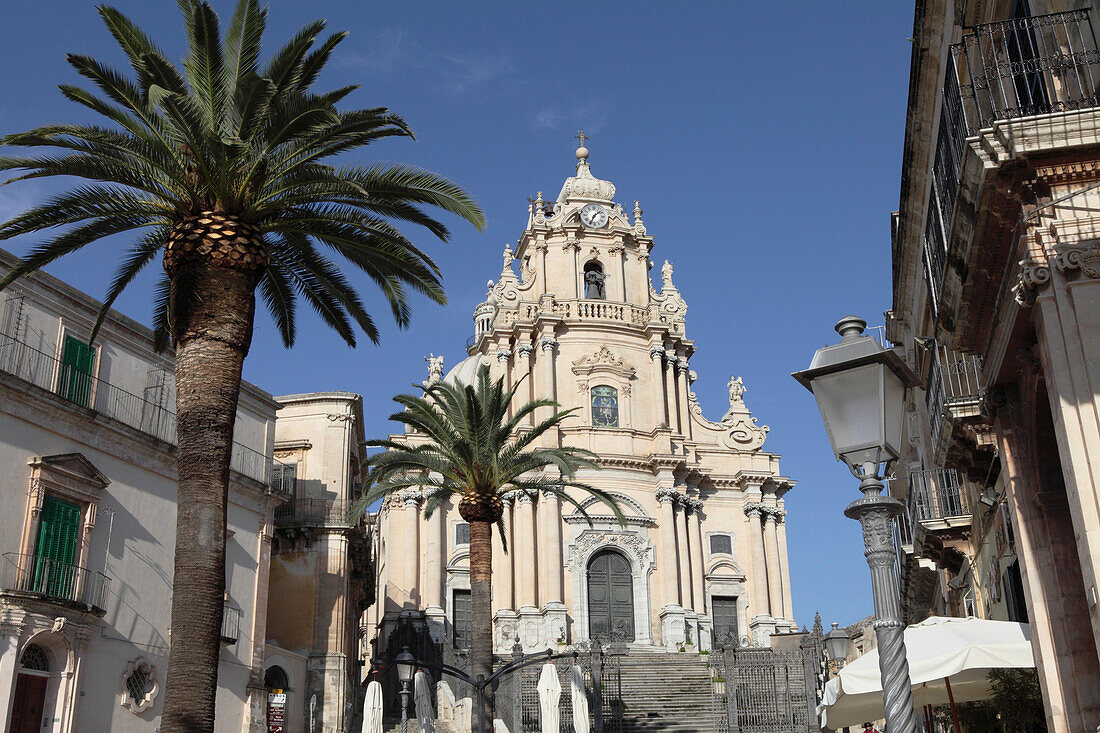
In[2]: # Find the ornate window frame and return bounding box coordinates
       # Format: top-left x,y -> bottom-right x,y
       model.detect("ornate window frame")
20,454 -> 109,572
705,531 -> 736,560
571,347 -> 636,429
120,657 -> 159,714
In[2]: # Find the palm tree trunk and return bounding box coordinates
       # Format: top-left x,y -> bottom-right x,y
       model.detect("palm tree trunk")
469,518 -> 494,733
161,266 -> 256,733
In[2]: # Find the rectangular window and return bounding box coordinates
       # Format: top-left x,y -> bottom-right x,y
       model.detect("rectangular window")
709,534 -> 732,555
1003,560 -> 1028,623
33,495 -> 82,600
452,589 -> 471,650
272,463 -> 298,497
57,335 -> 95,407
455,523 -> 470,546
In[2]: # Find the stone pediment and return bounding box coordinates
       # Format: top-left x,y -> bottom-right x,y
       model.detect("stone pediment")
571,347 -> 635,379
31,454 -> 110,490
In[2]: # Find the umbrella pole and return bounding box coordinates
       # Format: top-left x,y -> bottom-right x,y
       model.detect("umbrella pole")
944,677 -> 962,732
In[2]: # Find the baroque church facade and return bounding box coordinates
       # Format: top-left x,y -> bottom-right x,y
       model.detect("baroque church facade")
368,143 -> 797,656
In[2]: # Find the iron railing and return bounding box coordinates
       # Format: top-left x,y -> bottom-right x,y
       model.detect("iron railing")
221,605 -> 241,643
0,330 -> 282,486
936,345 -> 984,408
909,468 -> 970,524
273,498 -> 355,528
951,9 -> 1100,134
0,552 -> 110,613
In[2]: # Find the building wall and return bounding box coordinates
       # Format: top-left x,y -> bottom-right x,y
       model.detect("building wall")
0,250 -> 281,732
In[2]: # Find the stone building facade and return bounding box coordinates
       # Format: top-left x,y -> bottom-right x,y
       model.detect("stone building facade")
0,249 -> 283,732
888,1 -> 1100,729
265,392 -> 372,733
369,145 -> 797,658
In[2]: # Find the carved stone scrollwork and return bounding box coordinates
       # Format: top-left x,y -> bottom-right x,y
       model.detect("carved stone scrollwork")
649,345 -> 665,361
676,359 -> 690,376
496,349 -> 512,363
1054,239 -> 1100,278
517,343 -> 533,358
539,338 -> 558,353
1012,257 -> 1051,306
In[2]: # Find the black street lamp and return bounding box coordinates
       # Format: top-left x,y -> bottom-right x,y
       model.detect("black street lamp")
793,316 -> 919,733
395,646 -> 415,733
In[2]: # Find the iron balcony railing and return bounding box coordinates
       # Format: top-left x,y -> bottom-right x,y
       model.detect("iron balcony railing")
0,330 -> 283,487
0,552 -> 110,613
909,469 -> 970,527
220,605 -> 241,643
951,9 -> 1100,134
273,498 -> 356,528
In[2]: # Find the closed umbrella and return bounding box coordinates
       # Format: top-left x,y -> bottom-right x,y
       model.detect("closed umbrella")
537,663 -> 562,733
570,665 -> 590,733
819,616 -> 1034,730
414,671 -> 435,733
362,680 -> 383,733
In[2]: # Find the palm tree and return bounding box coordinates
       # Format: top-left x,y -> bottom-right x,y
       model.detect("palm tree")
359,366 -> 625,730
0,2 -> 484,731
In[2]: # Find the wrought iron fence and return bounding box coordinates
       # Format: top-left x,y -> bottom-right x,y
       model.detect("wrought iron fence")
709,633 -> 825,733
0,552 -> 111,613
273,498 -> 356,527
0,330 -> 282,487
951,9 -> 1100,134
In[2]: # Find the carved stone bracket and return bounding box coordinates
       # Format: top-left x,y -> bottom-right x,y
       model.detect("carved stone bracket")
1054,239 -> 1100,278
1012,256 -> 1051,306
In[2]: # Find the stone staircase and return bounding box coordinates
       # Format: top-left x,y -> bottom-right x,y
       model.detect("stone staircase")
614,651 -> 715,732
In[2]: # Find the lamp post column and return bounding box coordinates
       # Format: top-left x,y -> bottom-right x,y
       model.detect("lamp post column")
845,477 -> 918,733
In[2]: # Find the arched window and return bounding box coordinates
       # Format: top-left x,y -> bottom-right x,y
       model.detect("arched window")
583,261 -> 606,300
591,386 -> 619,428
20,644 -> 49,673
265,666 -> 289,691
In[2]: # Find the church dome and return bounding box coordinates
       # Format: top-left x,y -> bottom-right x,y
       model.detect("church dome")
443,353 -> 487,387
556,145 -> 615,203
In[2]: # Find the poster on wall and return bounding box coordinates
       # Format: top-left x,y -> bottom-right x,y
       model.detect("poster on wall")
268,691 -> 286,733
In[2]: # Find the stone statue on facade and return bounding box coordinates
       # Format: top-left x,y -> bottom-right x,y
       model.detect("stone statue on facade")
661,259 -> 675,289
728,376 -> 746,407
424,354 -> 444,386
502,243 -> 514,270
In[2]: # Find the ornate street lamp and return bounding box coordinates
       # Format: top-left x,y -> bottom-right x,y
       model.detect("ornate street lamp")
395,646 -> 415,733
824,622 -> 851,670
793,316 -> 919,733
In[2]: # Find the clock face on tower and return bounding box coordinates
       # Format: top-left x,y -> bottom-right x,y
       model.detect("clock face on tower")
579,203 -> 608,229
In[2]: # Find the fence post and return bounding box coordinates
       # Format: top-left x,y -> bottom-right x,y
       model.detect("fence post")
723,644 -> 739,733
590,641 -> 604,733
511,637 -> 523,731
801,619 -> 825,732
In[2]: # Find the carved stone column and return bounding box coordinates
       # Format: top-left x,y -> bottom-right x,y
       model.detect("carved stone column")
744,501 -> 772,632
514,490 -> 537,609
538,336 -> 558,428
538,488 -> 565,606
657,487 -> 686,648
496,348 -> 513,420
516,342 -> 535,426
650,346 -> 669,428
677,496 -> 694,610
564,237 -> 580,299
677,357 -> 693,440
492,493 -> 514,613
664,349 -> 680,434
401,489 -> 422,609
763,509 -> 784,621
845,479 -> 918,733
776,508 -> 794,622
610,242 -> 627,301
687,498 -> 706,612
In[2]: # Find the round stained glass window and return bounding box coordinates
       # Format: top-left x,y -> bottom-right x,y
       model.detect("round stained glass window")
591,386 -> 619,428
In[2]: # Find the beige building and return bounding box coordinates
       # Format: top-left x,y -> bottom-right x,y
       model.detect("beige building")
368,144 -> 797,660
265,392 -> 372,733
0,249 -> 284,732
888,1 -> 1100,729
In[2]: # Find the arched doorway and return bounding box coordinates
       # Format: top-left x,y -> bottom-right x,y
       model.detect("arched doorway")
11,644 -> 50,733
264,666 -> 290,733
587,550 -> 634,641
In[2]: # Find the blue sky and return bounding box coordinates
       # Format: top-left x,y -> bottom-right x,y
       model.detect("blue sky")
0,1 -> 914,630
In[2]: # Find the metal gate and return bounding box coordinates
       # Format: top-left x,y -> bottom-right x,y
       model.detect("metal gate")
709,626 -> 826,733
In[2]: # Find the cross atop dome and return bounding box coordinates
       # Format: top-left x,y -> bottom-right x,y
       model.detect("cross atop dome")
574,130 -> 590,162
558,131 -> 613,203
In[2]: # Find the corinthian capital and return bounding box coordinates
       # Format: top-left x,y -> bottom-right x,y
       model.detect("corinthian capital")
400,489 -> 423,507
743,501 -> 765,519
655,486 -> 679,504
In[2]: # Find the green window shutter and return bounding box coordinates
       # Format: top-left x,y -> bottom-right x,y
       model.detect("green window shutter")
58,335 -> 95,406
34,496 -> 82,599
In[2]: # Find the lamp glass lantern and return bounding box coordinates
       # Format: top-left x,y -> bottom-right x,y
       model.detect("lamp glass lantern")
824,622 -> 851,664
395,646 -> 415,684
792,316 -> 917,476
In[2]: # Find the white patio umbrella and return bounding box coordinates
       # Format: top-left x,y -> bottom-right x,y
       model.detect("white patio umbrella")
570,665 -> 590,733
538,663 -> 562,733
414,670 -> 435,733
818,616 -> 1034,730
361,680 -> 383,733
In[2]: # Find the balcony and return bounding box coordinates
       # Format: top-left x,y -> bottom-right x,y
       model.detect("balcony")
925,343 -> 984,453
923,9 -> 1100,313
0,552 -> 110,615
0,331 -> 283,487
220,605 -> 241,644
908,469 -> 971,533
273,498 -> 356,528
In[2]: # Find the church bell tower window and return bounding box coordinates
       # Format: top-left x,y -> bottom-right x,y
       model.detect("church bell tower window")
583,261 -> 606,300
591,386 -> 619,428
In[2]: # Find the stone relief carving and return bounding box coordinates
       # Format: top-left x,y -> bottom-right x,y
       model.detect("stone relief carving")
1012,256 -> 1051,306
570,530 -> 653,569
572,346 -> 631,370
1054,239 -> 1100,278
